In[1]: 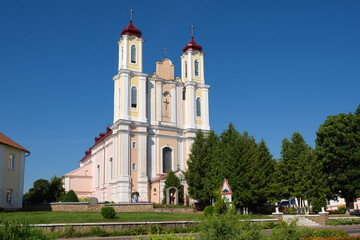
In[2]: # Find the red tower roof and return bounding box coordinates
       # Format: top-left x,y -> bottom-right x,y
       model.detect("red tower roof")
182,37 -> 202,52
120,21 -> 142,38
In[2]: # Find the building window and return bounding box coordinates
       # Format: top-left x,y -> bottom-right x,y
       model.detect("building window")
132,163 -> 136,170
132,141 -> 137,149
109,158 -> 113,180
196,97 -> 201,117
6,189 -> 13,206
185,61 -> 187,77
163,147 -> 172,173
131,45 -> 136,63
97,165 -> 100,187
194,59 -> 199,76
8,154 -> 15,170
121,46 -> 124,62
131,86 -> 137,108
182,88 -> 186,100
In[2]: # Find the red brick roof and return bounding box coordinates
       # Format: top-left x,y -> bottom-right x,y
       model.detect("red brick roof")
0,132 -> 30,153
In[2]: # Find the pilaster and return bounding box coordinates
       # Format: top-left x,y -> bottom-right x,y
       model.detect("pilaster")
156,81 -> 163,122
139,76 -> 147,122
202,87 -> 210,130
171,87 -> 176,123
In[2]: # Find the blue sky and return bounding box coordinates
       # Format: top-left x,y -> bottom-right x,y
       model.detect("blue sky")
1,0 -> 359,193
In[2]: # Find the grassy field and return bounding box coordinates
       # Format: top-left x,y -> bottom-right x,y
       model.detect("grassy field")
1,211 -> 271,224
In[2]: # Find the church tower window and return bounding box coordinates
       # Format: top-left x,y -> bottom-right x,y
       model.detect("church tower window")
131,45 -> 136,63
132,163 -> 136,170
185,61 -> 187,77
162,147 -> 172,173
196,97 -> 201,117
131,86 -> 137,108
194,59 -> 199,76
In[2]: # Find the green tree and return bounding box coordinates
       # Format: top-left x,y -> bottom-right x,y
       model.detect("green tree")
316,105 -> 360,213
62,190 -> 79,202
247,139 -> 276,209
24,179 -> 51,203
185,130 -> 220,206
49,175 -> 65,202
162,170 -> 184,205
276,132 -> 327,212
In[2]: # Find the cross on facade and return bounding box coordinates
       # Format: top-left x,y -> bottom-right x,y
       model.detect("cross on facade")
163,98 -> 170,110
190,24 -> 194,37
129,9 -> 134,21
163,47 -> 167,58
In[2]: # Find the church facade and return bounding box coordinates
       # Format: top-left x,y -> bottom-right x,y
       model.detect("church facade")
63,20 -> 210,203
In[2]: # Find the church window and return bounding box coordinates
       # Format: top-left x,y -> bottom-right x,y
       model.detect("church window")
8,154 -> 15,170
131,86 -> 137,108
109,158 -> 113,180
196,97 -> 201,117
6,189 -> 13,206
132,163 -> 136,170
96,165 -> 100,187
121,47 -> 124,62
194,59 -> 199,76
132,141 -> 137,149
131,45 -> 136,63
185,61 -> 187,77
162,147 -> 172,173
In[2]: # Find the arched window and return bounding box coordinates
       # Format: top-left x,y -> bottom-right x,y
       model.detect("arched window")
194,59 -> 199,76
131,45 -> 136,63
196,97 -> 201,117
109,158 -> 113,180
132,163 -> 136,170
184,61 -> 187,77
121,47 -> 124,62
163,147 -> 172,173
97,165 -> 100,187
131,86 -> 137,108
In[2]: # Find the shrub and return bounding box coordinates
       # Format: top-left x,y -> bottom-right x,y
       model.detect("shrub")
338,205 -> 346,214
62,190 -> 79,202
0,219 -> 54,239
203,205 -> 214,218
311,199 -> 327,213
100,206 -> 116,219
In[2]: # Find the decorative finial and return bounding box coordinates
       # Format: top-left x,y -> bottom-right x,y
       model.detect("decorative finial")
190,24 -> 194,38
129,9 -> 134,21
163,47 -> 167,58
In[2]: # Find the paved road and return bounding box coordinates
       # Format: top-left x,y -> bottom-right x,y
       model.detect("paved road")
60,225 -> 360,240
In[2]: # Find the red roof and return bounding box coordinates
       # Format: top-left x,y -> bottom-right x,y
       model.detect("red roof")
182,37 -> 202,52
79,127 -> 112,162
0,132 -> 30,153
121,21 -> 142,38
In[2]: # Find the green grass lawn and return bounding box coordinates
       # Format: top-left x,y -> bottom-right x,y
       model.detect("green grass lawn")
1,211 -> 270,224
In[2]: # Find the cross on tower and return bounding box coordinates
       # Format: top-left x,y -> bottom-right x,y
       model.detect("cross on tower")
163,98 -> 170,110
190,24 -> 194,37
129,9 -> 134,21
163,47 -> 167,58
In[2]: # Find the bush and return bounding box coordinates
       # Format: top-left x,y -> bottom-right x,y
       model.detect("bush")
0,219 -> 54,239
100,206 -> 116,219
203,205 -> 214,218
62,190 -> 79,202
311,199 -> 327,213
338,205 -> 346,214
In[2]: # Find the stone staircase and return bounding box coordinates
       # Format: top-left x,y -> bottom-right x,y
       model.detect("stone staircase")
283,215 -> 320,226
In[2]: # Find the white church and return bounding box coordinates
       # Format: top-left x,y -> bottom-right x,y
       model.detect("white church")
63,18 -> 210,204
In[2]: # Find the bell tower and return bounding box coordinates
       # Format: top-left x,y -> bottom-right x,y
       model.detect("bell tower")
180,25 -> 209,130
